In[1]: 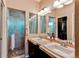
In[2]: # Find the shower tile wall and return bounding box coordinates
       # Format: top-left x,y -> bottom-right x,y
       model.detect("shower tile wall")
8,9 -> 25,49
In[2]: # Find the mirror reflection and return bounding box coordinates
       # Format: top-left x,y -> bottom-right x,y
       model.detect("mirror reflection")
40,16 -> 46,33
29,13 -> 38,34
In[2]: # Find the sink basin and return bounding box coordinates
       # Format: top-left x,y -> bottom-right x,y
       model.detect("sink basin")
35,38 -> 50,45
31,37 -> 50,44
44,43 -> 74,58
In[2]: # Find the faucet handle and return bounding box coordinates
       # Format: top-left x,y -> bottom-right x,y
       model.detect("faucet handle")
60,42 -> 67,47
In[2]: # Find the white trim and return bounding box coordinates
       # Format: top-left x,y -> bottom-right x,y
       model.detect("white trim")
1,0 -> 8,58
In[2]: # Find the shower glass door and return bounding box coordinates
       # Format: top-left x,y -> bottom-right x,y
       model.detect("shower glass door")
8,9 -> 25,57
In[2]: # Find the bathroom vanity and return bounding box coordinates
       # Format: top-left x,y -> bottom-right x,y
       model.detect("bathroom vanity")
28,37 -> 74,58
28,40 -> 51,58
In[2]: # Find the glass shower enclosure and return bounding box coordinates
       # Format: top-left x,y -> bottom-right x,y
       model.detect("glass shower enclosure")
8,8 -> 25,57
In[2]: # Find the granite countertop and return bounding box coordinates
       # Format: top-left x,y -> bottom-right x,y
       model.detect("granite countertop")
28,37 -> 75,58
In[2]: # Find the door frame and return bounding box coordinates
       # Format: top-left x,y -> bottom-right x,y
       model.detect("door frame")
1,0 -> 8,58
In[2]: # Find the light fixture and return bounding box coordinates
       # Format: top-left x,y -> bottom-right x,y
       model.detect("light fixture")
40,10 -> 44,13
44,7 -> 51,14
60,0 -> 68,3
38,7 -> 51,15
53,0 -> 73,9
38,11 -> 45,16
43,10 -> 51,15
53,0 -> 61,8
64,0 -> 73,5
44,7 -> 50,12
57,4 -> 64,8
38,12 -> 41,15
38,0 -> 73,15
35,0 -> 42,3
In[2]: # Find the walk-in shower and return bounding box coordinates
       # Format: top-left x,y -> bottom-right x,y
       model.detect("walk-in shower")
7,8 -> 25,57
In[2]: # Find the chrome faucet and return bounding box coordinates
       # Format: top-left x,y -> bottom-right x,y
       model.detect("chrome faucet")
60,41 -> 67,47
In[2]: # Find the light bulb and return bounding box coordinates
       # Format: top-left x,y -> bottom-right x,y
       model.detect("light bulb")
40,10 -> 44,13
38,12 -> 41,15
57,4 -> 64,8
44,7 -> 50,12
53,0 -> 61,8
38,11 -> 43,15
64,0 -> 73,5
60,0 -> 68,3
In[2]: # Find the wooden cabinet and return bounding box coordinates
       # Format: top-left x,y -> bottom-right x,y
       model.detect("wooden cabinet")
28,40 -> 51,58
28,40 -> 39,58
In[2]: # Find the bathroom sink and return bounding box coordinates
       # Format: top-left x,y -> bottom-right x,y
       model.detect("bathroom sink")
31,37 -> 50,45
34,38 -> 50,45
44,43 -> 74,58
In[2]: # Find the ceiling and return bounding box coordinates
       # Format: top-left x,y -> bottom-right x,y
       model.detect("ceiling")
34,0 -> 42,3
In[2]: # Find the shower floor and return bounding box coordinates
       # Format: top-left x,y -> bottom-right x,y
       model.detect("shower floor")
8,48 -> 25,58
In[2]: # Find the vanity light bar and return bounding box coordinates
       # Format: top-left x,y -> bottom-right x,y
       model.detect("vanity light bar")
53,0 -> 73,8
56,4 -> 64,8
38,0 -> 73,15
60,0 -> 68,4
64,0 -> 73,5
53,0 -> 61,8
38,7 -> 51,16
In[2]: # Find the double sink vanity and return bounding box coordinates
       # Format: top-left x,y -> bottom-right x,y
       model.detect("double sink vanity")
28,37 -> 74,58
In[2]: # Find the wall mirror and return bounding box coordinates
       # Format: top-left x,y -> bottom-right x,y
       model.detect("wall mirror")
48,17 -> 56,36
29,13 -> 38,34
58,16 -> 67,40
40,16 -> 46,33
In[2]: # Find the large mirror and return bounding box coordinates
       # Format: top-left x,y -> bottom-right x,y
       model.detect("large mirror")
29,13 -> 38,34
48,17 -> 56,36
40,16 -> 46,33
58,16 -> 67,40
